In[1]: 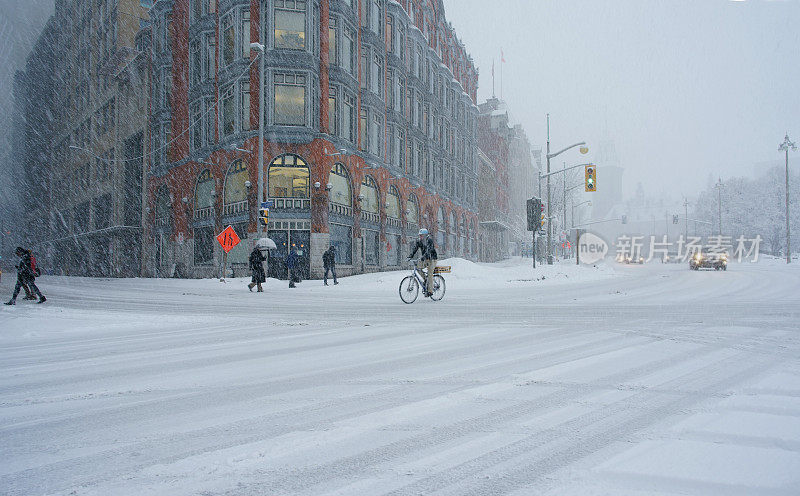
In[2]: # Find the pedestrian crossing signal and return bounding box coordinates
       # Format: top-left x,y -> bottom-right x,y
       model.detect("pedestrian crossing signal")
259,207 -> 269,226
585,165 -> 596,192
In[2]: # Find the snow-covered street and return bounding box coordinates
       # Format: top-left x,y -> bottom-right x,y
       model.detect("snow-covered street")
2,258 -> 800,495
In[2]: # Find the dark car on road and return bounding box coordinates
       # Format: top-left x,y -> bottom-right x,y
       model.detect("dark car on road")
689,252 -> 728,271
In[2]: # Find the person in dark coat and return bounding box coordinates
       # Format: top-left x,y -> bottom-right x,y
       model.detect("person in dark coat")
322,245 -> 338,286
287,245 -> 298,288
5,247 -> 45,305
247,245 -> 267,292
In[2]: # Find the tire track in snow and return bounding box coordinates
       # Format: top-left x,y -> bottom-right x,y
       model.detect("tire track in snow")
210,328 -> 770,495
0,326 -> 630,495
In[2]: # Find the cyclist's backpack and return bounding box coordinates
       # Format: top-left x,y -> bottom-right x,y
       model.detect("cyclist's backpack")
30,254 -> 41,277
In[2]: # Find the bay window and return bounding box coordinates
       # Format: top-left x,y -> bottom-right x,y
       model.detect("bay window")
275,0 -> 306,50
274,72 -> 306,126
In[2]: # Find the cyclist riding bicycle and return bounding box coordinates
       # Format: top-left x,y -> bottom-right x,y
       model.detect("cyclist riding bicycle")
407,228 -> 438,297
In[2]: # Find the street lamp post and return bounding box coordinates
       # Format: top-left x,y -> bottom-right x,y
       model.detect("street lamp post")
715,178 -> 723,236
683,197 -> 689,241
779,133 -> 796,263
250,42 -> 266,238
545,114 -> 586,264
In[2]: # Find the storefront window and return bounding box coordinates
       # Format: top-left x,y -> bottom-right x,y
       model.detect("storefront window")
194,226 -> 214,265
365,230 -> 379,265
331,223 -> 352,264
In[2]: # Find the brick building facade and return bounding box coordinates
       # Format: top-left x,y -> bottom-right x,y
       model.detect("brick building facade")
146,0 -> 480,279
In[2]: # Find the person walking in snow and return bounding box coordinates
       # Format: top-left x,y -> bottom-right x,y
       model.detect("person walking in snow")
5,247 -> 46,305
247,244 -> 266,292
408,228 -> 438,297
287,245 -> 298,288
322,245 -> 338,286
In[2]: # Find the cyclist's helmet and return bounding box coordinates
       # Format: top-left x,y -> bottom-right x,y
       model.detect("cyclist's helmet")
419,228 -> 428,235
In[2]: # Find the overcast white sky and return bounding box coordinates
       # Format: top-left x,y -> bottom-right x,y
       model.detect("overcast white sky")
1,0 -> 797,201
442,0 -> 800,198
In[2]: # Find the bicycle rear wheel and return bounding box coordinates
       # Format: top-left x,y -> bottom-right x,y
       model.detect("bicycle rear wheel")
430,275 -> 446,301
399,276 -> 419,304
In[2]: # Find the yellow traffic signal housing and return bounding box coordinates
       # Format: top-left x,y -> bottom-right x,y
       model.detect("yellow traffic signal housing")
258,207 -> 269,226
585,165 -> 596,192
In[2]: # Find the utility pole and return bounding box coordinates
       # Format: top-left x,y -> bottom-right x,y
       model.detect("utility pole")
779,133 -> 796,263
715,178 -> 723,236
684,198 -> 689,240
665,211 -> 669,237
562,162 -> 567,257
546,114 -> 552,264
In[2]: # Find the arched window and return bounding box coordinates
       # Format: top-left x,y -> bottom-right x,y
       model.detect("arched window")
268,153 -> 309,198
329,162 -> 352,207
386,186 -> 401,219
360,175 -> 379,214
223,159 -> 248,216
406,194 -> 419,224
194,169 -> 214,219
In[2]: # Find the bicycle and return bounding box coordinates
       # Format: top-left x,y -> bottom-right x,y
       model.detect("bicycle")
399,260 -> 446,304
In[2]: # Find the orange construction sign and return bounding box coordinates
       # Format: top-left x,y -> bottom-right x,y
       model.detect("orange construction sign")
216,225 -> 241,253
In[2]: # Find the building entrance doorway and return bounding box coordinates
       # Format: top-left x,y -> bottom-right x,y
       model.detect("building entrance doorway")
267,229 -> 311,280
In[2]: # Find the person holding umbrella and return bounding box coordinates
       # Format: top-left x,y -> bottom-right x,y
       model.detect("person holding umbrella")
247,241 -> 267,292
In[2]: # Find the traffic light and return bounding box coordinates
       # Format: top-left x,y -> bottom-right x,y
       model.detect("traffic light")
540,202 -> 546,229
258,207 -> 269,226
526,197 -> 542,231
585,165 -> 596,192
621,214 -> 627,224
673,215 -> 679,224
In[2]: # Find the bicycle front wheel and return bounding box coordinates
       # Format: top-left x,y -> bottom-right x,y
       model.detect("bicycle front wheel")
399,275 -> 419,304
430,275 -> 446,301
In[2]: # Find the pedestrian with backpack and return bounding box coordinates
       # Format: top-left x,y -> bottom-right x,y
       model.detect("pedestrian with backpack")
5,247 -> 46,305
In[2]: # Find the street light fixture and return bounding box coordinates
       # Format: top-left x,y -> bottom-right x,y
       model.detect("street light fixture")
229,144 -> 253,154
779,133 -> 796,263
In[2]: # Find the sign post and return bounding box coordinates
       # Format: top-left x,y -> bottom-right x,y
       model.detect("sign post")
216,225 -> 241,282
